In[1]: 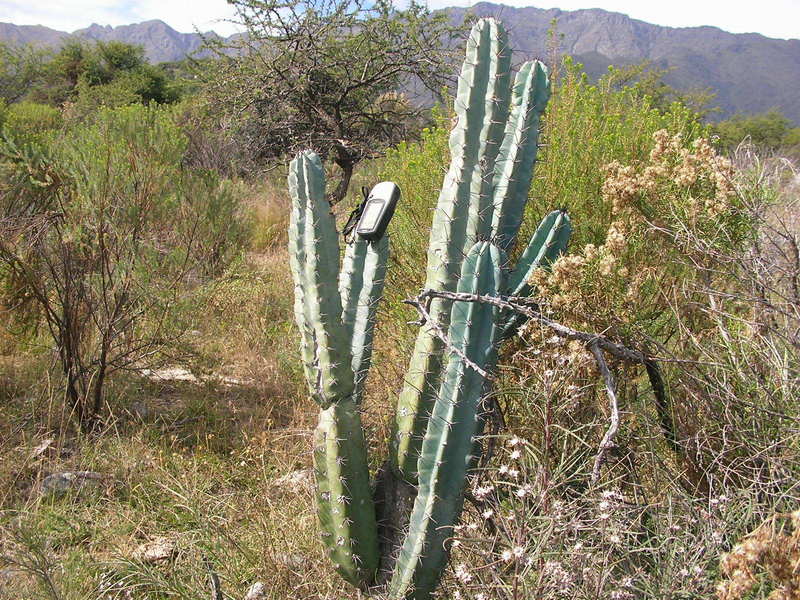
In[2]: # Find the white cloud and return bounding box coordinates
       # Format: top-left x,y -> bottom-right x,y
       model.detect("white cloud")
1,0 -> 797,40
424,0 -> 800,40
0,0 -> 242,35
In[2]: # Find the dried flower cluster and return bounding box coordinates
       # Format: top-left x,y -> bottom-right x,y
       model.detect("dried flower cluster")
526,129 -> 741,335
717,510 -> 800,600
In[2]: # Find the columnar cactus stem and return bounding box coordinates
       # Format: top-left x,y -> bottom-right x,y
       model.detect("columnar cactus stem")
389,241 -> 504,600
391,18 -> 512,483
288,151 -> 380,587
391,19 -> 553,484
287,17 -> 573,600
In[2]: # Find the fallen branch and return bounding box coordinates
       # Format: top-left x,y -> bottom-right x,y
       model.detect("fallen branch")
405,288 -> 681,484
589,342 -> 621,484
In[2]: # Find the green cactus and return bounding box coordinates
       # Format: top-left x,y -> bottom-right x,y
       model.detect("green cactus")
391,18 -> 555,483
288,151 -> 380,587
389,241 -> 504,599
287,17 -> 572,600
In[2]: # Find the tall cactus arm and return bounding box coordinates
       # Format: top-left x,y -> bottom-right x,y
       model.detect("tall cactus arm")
289,151 -> 354,406
288,154 -> 319,395
389,242 -> 504,600
391,18 -> 512,482
491,60 -> 551,252
340,236 -> 389,403
314,399 -> 380,588
464,20 -> 512,246
501,209 -> 572,339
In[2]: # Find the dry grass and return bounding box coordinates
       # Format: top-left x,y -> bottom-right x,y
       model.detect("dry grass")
0,233 -> 356,599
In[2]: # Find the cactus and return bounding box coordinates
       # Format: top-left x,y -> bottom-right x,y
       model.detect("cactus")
287,17 -> 572,600
288,151 -> 380,587
389,241 -> 504,598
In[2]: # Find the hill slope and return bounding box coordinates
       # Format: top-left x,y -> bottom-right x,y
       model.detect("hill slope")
1,5 -> 798,121
449,3 -> 800,122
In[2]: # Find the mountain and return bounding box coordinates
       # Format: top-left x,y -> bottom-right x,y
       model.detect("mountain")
448,3 -> 800,123
1,5 -> 799,122
74,21 -> 219,64
0,20 -> 216,64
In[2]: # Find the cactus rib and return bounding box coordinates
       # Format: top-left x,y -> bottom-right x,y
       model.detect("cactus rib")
339,236 -> 388,402
501,209 -> 572,339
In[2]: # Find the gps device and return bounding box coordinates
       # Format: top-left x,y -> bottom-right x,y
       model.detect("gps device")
354,181 -> 400,241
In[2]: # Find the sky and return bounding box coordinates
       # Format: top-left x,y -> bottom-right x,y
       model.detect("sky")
1,0 -> 798,40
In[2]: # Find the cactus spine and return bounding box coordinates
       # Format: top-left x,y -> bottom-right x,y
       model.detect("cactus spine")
287,18 -> 572,600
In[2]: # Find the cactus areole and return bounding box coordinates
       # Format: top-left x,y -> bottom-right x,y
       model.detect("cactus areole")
286,18 -> 572,600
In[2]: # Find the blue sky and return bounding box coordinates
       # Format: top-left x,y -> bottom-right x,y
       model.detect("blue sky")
1,0 -> 798,40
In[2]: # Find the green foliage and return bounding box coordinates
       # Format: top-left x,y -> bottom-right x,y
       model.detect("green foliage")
2,101 -> 63,144
27,39 -> 177,111
0,41 -> 50,103
713,109 -> 800,153
0,104 -> 247,428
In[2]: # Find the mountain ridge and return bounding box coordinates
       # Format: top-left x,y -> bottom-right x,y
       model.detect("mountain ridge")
1,4 -> 798,122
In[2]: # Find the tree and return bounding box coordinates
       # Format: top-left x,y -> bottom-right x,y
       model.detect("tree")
205,0 -> 459,202
30,40 -> 176,107
0,42 -> 49,104
713,110 -> 800,153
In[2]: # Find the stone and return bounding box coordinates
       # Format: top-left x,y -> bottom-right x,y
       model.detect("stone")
39,471 -> 107,496
132,537 -> 177,563
244,582 -> 268,600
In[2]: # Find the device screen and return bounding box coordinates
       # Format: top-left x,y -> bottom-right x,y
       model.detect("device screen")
358,199 -> 385,232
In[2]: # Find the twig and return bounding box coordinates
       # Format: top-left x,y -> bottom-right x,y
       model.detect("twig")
406,288 -> 680,478
403,295 -> 494,379
414,289 -> 648,365
589,342 -> 621,484
203,556 -> 223,600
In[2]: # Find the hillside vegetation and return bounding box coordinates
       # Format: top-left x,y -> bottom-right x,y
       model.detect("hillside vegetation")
1,4 -> 799,600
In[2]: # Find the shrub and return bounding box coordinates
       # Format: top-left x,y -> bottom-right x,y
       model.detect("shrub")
0,104 -> 247,429
2,101 -> 62,144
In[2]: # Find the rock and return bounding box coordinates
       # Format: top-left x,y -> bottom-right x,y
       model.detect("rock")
276,553 -> 305,569
129,401 -> 152,420
244,582 -> 268,600
132,537 -> 177,563
40,471 -> 107,496
29,438 -> 54,459
272,469 -> 312,493
141,367 -> 198,383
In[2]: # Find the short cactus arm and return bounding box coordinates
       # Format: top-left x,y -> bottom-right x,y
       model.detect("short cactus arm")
501,209 -> 572,339
389,242 -> 504,600
391,18 -> 512,482
289,151 -> 354,406
288,158 -> 319,394
491,60 -> 551,252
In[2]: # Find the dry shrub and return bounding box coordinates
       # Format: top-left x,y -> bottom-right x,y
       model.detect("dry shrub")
717,511 -> 800,600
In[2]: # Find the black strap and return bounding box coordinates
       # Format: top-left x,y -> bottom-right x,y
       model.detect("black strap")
342,185 -> 371,241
